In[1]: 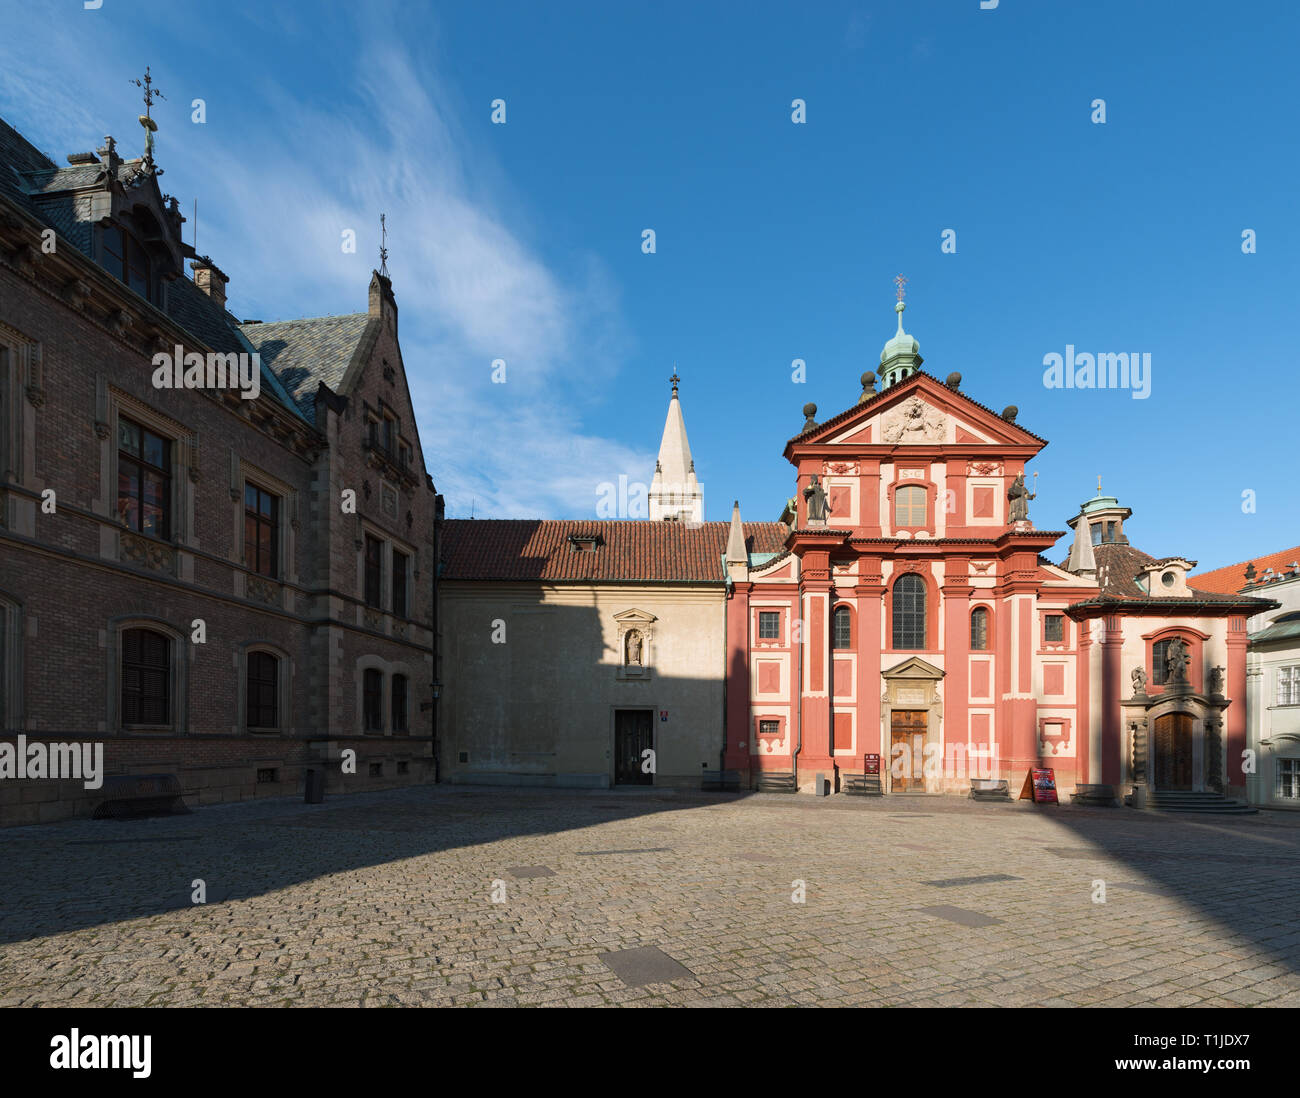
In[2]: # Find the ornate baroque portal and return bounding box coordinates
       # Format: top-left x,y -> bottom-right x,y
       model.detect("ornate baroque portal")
880,656 -> 944,793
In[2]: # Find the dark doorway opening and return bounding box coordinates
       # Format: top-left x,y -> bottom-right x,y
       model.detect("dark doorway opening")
615,709 -> 653,786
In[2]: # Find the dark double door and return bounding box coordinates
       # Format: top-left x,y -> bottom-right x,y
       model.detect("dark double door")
1152,712 -> 1194,791
615,709 -> 653,785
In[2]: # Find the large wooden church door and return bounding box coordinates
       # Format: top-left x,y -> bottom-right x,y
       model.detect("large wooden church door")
1152,713 -> 1193,791
890,710 -> 927,791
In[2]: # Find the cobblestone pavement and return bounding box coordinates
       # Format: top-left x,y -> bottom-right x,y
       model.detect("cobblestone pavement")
2,786 -> 1299,1007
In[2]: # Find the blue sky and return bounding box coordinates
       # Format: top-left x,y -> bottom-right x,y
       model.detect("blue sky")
2,0 -> 1296,571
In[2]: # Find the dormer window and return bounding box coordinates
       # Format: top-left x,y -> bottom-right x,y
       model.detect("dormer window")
101,223 -> 150,300
568,533 -> 603,552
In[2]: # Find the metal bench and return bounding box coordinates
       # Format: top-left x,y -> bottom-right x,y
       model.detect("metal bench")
1071,783 -> 1117,807
91,773 -> 190,819
968,778 -> 1012,802
842,773 -> 883,796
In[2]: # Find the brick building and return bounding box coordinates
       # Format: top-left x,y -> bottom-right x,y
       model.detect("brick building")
0,110 -> 442,824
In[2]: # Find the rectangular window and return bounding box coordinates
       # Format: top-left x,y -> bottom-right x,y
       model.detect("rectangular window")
758,612 -> 780,640
392,673 -> 408,733
1044,615 -> 1064,643
895,485 -> 927,527
117,417 -> 171,539
364,535 -> 383,609
121,628 -> 170,726
392,549 -> 408,617
246,651 -> 279,729
1278,665 -> 1300,706
363,668 -> 384,732
243,483 -> 280,578
1279,759 -> 1300,799
759,719 -> 779,736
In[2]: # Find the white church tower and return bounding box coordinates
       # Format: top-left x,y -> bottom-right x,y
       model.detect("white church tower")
648,372 -> 704,522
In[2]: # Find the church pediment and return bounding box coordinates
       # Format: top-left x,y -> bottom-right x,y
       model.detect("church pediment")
881,655 -> 945,680
612,608 -> 658,625
789,372 -> 1046,454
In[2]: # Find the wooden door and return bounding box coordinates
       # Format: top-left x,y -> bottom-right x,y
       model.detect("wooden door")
1152,712 -> 1193,790
614,709 -> 653,785
890,709 -> 927,792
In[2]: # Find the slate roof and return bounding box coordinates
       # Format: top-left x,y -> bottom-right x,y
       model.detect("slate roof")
0,111 -> 378,429
240,314 -> 374,424
1060,542 -> 1277,611
1189,545 -> 1300,594
441,520 -> 790,583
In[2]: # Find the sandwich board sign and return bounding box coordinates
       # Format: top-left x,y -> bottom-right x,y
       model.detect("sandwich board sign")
1019,767 -> 1058,804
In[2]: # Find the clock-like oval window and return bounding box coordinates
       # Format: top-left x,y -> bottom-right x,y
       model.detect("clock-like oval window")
1161,571 -> 1176,587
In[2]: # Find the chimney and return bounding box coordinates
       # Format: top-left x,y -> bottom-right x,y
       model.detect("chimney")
192,257 -> 229,310
368,270 -> 398,337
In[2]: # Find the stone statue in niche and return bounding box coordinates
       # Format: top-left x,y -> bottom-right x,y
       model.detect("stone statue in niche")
1007,473 -> 1035,523
1165,637 -> 1189,684
803,474 -> 831,523
625,629 -> 643,666
1131,666 -> 1147,695
1209,665 -> 1225,695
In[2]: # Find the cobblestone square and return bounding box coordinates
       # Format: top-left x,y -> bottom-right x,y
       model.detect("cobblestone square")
2,787 -> 1298,1007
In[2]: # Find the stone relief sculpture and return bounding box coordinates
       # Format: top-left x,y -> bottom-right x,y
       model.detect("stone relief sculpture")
882,396 -> 945,444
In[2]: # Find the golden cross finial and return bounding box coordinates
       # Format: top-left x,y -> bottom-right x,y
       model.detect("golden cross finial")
894,273 -> 908,303
1098,474 -> 1103,494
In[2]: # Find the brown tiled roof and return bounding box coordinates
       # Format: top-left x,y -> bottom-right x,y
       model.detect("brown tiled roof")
440,519 -> 789,583
1060,542 -> 1277,611
1189,545 -> 1300,594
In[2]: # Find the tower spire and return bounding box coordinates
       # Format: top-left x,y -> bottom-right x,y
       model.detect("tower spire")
879,275 -> 922,388
648,371 -> 703,523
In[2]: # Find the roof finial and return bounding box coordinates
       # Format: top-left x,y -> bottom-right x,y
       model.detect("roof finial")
894,273 -> 908,303
670,366 -> 680,396
1097,474 -> 1103,495
130,66 -> 164,164
379,213 -> 389,278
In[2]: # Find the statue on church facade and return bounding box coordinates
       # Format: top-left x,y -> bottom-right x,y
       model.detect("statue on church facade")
625,630 -> 643,666
1209,665 -> 1225,695
1165,637 -> 1189,684
1131,666 -> 1147,695
804,474 -> 831,523
1007,473 -> 1035,523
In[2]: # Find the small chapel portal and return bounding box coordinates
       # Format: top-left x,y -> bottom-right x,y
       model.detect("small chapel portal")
614,709 -> 654,785
1152,712 -> 1194,791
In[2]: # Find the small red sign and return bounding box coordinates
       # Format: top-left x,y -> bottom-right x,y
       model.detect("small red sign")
1019,767 -> 1058,804
659,710 -> 668,722
864,753 -> 881,776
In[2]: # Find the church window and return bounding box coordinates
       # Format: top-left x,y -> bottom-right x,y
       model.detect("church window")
1152,639 -> 1172,685
970,607 -> 989,650
892,575 -> 926,649
1091,523 -> 1102,545
121,627 -> 170,727
1279,758 -> 1300,799
759,719 -> 779,736
895,485 -> 926,526
758,612 -> 780,640
246,651 -> 279,730
832,606 -> 851,649
1044,615 -> 1064,643
1278,665 -> 1300,706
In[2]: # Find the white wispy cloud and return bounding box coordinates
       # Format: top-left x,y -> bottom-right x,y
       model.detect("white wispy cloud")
0,6 -> 651,519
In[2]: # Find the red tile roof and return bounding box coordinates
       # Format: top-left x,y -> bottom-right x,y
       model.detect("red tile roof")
1189,545 -> 1300,594
1060,543 -> 1278,612
440,520 -> 790,583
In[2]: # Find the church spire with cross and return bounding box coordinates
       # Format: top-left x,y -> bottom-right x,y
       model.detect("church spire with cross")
879,273 -> 923,388
648,368 -> 703,522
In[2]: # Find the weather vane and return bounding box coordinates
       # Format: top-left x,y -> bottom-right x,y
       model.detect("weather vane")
379,213 -> 389,277
894,273 -> 908,303
130,66 -> 165,163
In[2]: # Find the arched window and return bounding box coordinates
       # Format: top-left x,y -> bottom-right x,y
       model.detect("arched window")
970,606 -> 989,650
892,574 -> 927,649
246,651 -> 279,729
832,606 -> 852,649
392,673 -> 409,733
895,485 -> 927,527
363,668 -> 384,732
122,627 -> 170,726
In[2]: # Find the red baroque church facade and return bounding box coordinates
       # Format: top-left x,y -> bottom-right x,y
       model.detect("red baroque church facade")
721,303 -> 1271,800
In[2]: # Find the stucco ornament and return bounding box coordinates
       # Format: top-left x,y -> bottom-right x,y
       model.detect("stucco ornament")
882,396 -> 945,444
